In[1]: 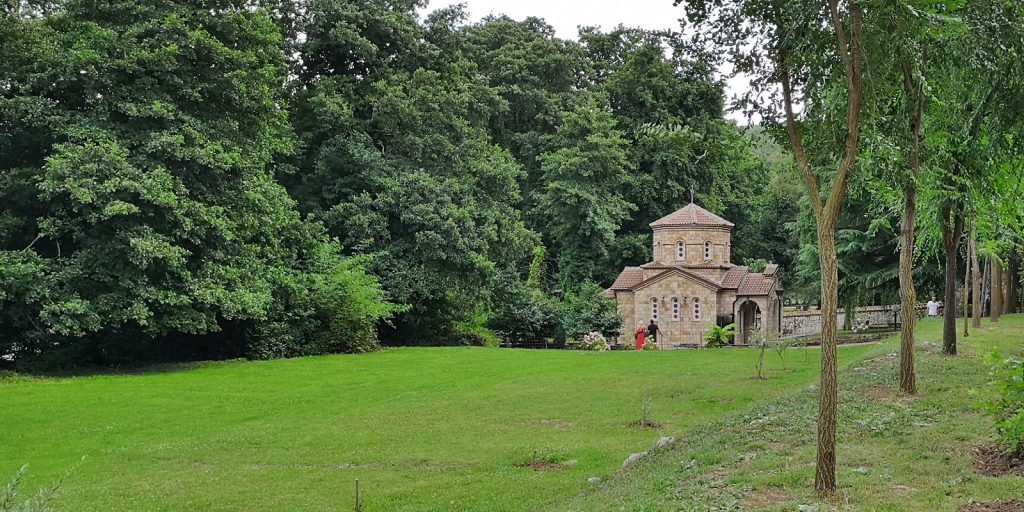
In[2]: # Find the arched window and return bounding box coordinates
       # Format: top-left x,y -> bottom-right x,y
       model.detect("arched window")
650,297 -> 659,320
703,241 -> 713,261
692,297 -> 702,321
671,297 -> 680,320
676,241 -> 686,261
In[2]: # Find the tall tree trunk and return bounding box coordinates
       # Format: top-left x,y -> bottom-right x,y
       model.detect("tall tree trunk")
971,224 -> 982,328
899,182 -> 918,391
992,259 -> 1002,322
815,221 -> 840,493
898,59 -> 921,394
983,257 -> 992,317
1003,259 -> 1015,314
940,205 -> 963,355
962,257 -> 970,338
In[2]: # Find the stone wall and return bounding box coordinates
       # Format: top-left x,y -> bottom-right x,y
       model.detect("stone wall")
782,305 -> 925,338
613,273 -> 718,348
652,226 -> 731,267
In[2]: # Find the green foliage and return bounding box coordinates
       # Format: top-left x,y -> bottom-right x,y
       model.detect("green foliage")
982,352 -> 1024,456
704,323 -> 737,348
559,282 -> 623,341
743,258 -> 769,273
453,309 -> 502,348
536,97 -> 635,286
486,268 -> 559,344
0,0 -> 396,367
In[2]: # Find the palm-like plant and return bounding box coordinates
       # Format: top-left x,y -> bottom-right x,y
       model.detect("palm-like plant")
704,323 -> 737,348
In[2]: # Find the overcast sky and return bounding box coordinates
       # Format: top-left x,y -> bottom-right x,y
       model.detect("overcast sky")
421,0 -> 752,123
424,0 -> 686,36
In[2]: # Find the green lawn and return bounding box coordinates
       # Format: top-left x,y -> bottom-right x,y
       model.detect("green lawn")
559,316 -> 1024,511
0,342 -> 878,511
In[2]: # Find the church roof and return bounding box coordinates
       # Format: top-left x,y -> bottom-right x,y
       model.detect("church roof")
721,265 -> 781,296
721,266 -> 749,288
649,203 -> 734,229
737,273 -> 777,296
608,267 -> 644,290
609,265 -> 724,293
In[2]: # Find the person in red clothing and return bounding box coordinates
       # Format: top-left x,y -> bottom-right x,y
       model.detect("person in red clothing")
635,323 -> 646,350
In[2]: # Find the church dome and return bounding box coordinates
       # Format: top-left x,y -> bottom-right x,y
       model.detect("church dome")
649,203 -> 734,229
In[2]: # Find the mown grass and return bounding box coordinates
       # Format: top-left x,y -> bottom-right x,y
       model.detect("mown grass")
0,342 -> 877,511
558,316 -> 1024,511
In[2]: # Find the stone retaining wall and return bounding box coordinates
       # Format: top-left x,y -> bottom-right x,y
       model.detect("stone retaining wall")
782,305 -> 926,338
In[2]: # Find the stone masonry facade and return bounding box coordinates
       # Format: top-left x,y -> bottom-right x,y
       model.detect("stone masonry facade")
606,204 -> 783,348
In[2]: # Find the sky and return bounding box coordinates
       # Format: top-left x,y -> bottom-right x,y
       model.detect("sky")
423,0 -> 686,36
421,0 -> 752,122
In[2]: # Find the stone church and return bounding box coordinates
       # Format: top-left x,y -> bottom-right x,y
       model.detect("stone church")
605,203 -> 783,348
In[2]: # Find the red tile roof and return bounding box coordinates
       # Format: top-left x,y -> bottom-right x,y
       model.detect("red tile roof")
649,203 -> 734,229
763,263 -> 779,276
609,267 -> 644,290
738,273 -> 776,296
721,266 -> 749,288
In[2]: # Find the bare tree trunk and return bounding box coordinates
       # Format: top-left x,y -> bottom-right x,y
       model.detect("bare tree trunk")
992,259 -> 1002,322
963,257 -> 970,338
843,300 -> 854,331
1003,259 -> 1015,314
815,221 -> 840,494
898,59 -> 921,394
972,224 -> 982,328
940,205 -> 963,355
983,257 -> 992,317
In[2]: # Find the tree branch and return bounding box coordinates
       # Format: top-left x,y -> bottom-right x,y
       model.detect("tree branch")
779,54 -> 824,219
823,0 -> 864,222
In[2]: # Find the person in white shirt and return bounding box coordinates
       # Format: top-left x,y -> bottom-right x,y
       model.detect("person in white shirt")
926,297 -> 940,317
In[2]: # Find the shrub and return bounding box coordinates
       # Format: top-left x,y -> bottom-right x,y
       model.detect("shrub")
982,353 -> 1024,457
560,282 -> 623,340
704,323 -> 737,348
641,340 -> 659,351
245,253 -> 404,359
486,269 -> 559,344
578,331 -> 610,351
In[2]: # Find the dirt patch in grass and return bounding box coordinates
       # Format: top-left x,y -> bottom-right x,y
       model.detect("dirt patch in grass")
626,420 -> 665,430
742,486 -> 790,509
971,445 -> 1024,477
958,500 -> 1024,512
517,461 -> 565,472
522,418 -> 574,429
859,384 -> 921,403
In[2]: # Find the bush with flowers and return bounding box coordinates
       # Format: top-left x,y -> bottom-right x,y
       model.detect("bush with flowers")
578,331 -> 610,351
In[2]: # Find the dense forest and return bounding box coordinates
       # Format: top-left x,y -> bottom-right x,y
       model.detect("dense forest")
0,0 -> 1008,369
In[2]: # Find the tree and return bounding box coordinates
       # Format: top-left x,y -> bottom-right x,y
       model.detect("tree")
0,0 -> 396,366
917,0 -> 1024,355
286,3 -> 540,342
536,98 -> 635,287
680,0 -> 865,494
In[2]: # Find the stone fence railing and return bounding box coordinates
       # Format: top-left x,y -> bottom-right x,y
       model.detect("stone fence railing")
782,304 -> 927,338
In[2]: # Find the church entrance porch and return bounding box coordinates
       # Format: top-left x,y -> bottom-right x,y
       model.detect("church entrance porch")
737,300 -> 762,344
